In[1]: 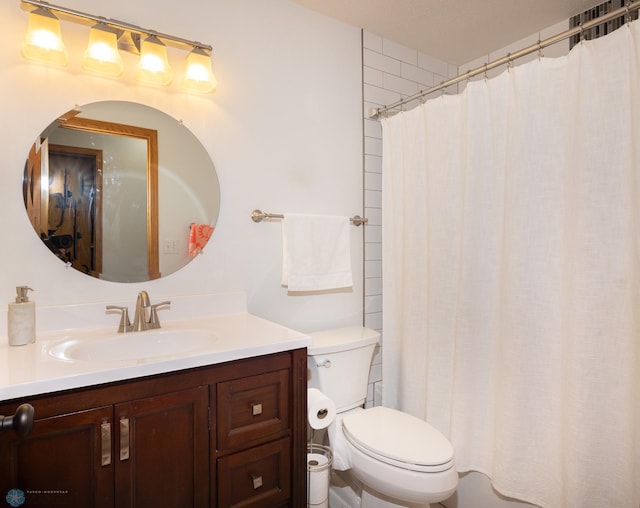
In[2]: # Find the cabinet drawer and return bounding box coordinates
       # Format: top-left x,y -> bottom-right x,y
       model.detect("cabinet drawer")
217,437 -> 291,508
217,369 -> 289,450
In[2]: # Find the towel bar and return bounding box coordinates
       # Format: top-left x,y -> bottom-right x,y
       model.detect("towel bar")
251,209 -> 368,227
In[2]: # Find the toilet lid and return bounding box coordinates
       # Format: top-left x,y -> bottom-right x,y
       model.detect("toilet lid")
342,407 -> 455,473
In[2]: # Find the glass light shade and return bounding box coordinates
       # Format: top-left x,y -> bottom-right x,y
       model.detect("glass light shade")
135,35 -> 173,86
82,24 -> 124,77
182,48 -> 217,94
21,8 -> 68,66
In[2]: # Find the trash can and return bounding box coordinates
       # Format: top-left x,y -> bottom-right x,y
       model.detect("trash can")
307,444 -> 332,508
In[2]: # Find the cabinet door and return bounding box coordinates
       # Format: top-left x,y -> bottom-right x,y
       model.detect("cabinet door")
0,405 -> 114,508
114,385 -> 209,508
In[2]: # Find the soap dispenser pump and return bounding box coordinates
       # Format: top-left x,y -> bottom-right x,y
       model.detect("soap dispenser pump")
7,286 -> 35,346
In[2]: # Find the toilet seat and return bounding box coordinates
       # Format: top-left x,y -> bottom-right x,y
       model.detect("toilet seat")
342,407 -> 455,473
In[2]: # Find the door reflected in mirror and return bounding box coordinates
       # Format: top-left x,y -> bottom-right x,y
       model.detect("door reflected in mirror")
23,101 -> 220,283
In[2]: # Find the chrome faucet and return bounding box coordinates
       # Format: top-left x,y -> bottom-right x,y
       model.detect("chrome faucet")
107,291 -> 171,333
133,290 -> 152,332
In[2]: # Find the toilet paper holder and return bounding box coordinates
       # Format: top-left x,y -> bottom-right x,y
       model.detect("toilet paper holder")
307,443 -> 333,506
307,443 -> 332,469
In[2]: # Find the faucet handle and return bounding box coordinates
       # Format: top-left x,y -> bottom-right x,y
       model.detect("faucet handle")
106,305 -> 133,333
148,301 -> 171,329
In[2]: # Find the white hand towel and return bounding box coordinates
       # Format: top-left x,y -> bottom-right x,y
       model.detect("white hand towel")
281,214 -> 353,292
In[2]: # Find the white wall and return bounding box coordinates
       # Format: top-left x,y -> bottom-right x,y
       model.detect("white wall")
0,0 -> 364,335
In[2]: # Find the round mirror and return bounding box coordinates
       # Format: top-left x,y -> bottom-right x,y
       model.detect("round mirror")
23,101 -> 220,283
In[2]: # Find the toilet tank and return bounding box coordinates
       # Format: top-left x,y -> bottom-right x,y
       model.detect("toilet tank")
307,326 -> 380,413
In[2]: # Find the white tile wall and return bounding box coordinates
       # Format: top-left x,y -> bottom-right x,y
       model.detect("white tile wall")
362,30 -> 457,407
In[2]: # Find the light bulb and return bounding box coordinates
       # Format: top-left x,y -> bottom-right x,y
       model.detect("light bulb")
136,35 -> 173,86
21,7 -> 68,66
182,47 -> 217,94
82,24 -> 124,77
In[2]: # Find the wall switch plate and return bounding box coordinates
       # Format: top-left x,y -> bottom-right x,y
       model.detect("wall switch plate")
163,239 -> 178,254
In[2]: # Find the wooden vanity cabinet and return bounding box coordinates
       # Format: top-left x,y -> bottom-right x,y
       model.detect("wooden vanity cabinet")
114,386 -> 210,508
215,365 -> 292,507
0,405 -> 115,507
0,348 -> 308,508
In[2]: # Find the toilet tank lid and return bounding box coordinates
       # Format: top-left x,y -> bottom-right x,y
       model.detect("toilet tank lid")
307,326 -> 380,355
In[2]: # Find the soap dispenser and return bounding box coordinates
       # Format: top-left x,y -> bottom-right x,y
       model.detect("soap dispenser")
7,286 -> 35,346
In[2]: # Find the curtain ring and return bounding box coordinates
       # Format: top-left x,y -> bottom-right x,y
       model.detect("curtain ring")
507,53 -> 513,71
537,40 -> 544,60
484,63 -> 488,80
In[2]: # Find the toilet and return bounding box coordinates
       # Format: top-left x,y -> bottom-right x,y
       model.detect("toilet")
307,326 -> 458,508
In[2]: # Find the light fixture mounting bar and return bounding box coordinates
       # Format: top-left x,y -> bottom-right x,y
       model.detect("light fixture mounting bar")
20,0 -> 212,52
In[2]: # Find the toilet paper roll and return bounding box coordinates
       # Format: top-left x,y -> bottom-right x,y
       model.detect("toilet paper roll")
307,388 -> 336,430
307,452 -> 331,505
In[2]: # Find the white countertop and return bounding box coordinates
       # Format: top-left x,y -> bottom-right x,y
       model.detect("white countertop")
0,294 -> 310,401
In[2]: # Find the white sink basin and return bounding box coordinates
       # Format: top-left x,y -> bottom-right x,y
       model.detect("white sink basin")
47,329 -> 217,362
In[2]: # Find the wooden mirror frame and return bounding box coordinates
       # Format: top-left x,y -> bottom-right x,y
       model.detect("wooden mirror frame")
55,114 -> 160,280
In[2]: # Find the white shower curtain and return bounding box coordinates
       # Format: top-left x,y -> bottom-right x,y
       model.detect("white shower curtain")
381,20 -> 640,508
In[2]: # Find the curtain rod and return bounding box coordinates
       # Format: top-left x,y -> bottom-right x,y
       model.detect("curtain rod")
370,0 -> 640,119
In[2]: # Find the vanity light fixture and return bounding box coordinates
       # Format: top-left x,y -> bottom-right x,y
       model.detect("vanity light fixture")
136,35 -> 173,86
182,47 -> 217,94
22,6 -> 68,66
82,23 -> 124,77
20,0 -> 217,93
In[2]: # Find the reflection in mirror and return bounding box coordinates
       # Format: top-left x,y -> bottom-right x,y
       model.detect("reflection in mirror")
23,101 -> 220,283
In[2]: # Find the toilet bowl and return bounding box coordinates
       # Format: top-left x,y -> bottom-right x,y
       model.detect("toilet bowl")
341,406 -> 457,505
307,327 -> 458,508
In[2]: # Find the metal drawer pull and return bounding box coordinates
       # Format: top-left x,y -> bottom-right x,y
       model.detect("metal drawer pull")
251,403 -> 263,416
120,418 -> 130,461
100,422 -> 111,466
251,475 -> 263,489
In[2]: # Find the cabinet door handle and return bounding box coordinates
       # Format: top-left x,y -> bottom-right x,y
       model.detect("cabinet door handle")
120,418 -> 130,461
251,474 -> 263,490
251,403 -> 263,416
100,422 -> 111,466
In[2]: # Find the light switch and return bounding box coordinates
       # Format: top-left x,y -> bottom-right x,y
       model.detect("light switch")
162,239 -> 178,254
